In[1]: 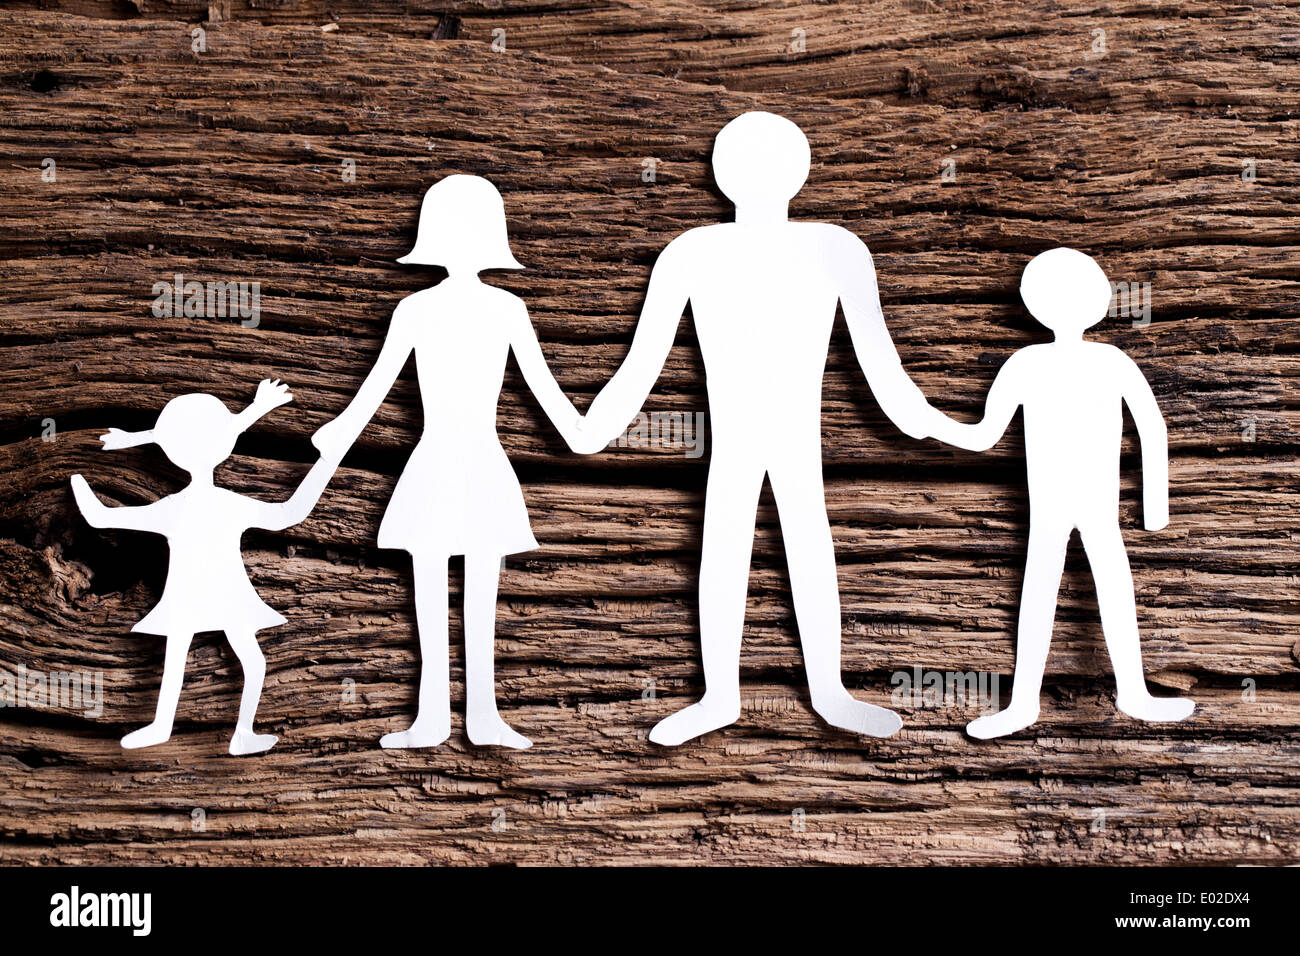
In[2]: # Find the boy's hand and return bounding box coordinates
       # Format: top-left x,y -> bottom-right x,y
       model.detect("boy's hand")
254,378 -> 293,412
567,414 -> 609,455
1144,501 -> 1169,532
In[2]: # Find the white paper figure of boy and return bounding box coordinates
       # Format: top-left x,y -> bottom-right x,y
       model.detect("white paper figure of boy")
71,380 -> 341,754
929,248 -> 1195,738
313,175 -> 586,750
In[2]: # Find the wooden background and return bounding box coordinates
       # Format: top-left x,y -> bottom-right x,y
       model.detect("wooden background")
1,1 -> 1297,865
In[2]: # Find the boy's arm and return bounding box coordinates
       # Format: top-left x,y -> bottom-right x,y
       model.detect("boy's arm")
251,456 -> 341,531
1118,353 -> 1169,530
69,474 -> 168,533
509,303 -> 586,453
580,238 -> 690,450
929,354 -> 1024,451
832,230 -> 938,440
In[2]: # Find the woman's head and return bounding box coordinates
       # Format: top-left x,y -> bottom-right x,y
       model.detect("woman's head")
398,175 -> 523,274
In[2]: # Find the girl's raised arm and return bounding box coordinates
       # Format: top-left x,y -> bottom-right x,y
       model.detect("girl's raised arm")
70,474 -> 169,533
508,301 -> 586,452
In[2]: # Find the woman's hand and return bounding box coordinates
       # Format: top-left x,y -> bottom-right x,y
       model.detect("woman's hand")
564,414 -> 610,455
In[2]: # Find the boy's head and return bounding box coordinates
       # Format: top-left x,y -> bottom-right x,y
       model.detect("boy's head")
1020,247 -> 1112,335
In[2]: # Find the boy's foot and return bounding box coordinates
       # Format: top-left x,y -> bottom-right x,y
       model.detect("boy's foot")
967,703 -> 1040,740
380,716 -> 451,750
228,731 -> 278,756
1117,694 -> 1195,723
648,693 -> 740,746
813,691 -> 903,738
466,716 -> 531,750
121,721 -> 174,750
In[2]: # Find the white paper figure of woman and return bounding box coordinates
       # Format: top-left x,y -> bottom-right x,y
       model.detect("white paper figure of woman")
70,380 -> 340,754
313,175 -> 585,750
929,248 -> 1195,738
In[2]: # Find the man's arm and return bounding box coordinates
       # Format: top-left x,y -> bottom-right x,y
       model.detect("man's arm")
831,229 -> 938,439
579,238 -> 691,450
1118,352 -> 1169,530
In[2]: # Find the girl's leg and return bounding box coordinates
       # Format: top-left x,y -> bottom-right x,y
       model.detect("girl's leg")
122,632 -> 192,749
464,552 -> 530,749
380,554 -> 452,749
226,629 -> 278,755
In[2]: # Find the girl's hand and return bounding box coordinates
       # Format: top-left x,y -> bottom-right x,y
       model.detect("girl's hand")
254,378 -> 294,413
312,416 -> 352,462
70,474 -> 103,521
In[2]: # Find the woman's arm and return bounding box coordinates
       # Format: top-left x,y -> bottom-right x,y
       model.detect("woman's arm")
313,304 -> 416,460
509,302 -> 587,452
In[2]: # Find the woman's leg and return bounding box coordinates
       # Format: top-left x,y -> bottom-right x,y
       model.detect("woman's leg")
226,629 -> 278,755
121,631 -> 193,749
380,554 -> 452,749
464,552 -> 530,749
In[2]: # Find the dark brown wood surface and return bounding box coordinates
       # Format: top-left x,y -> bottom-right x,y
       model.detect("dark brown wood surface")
0,2 -> 1296,864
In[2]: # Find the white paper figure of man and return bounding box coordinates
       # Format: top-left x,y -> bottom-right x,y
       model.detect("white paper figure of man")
929,248 -> 1195,738
572,112 -> 944,745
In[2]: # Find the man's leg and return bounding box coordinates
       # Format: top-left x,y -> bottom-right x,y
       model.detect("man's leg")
381,554 -> 453,749
649,456 -> 764,746
967,519 -> 1072,739
770,458 -> 901,737
1080,521 -> 1194,722
121,631 -> 192,749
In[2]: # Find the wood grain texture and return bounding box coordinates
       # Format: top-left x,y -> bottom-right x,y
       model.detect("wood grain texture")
0,4 -> 1297,865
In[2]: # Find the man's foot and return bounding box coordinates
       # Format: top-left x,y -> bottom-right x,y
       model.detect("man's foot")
648,694 -> 740,746
228,731 -> 278,756
1117,693 -> 1195,723
812,691 -> 903,738
966,703 -> 1040,740
121,721 -> 173,750
466,716 -> 531,750
380,715 -> 451,750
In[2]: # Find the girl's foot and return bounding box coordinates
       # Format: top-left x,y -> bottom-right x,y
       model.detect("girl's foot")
966,703 -> 1040,740
121,721 -> 174,749
648,693 -> 740,746
380,715 -> 451,750
1117,693 -> 1195,723
466,716 -> 531,750
229,731 -> 278,755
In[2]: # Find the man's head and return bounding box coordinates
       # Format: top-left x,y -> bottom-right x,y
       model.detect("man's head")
712,112 -> 811,211
1020,247 -> 1113,335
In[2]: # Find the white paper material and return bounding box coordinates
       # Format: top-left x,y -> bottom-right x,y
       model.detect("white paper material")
930,248 -> 1195,738
572,112 -> 942,745
313,174 -> 585,750
71,380 -> 340,754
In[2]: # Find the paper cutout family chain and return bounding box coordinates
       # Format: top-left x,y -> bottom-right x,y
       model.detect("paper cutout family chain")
70,112 -> 1194,755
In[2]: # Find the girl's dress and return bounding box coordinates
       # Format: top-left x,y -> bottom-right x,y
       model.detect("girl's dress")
375,286 -> 539,557
133,486 -> 286,636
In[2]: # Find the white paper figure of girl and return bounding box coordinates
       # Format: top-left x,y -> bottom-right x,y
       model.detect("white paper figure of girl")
70,380 -> 340,755
929,248 -> 1195,738
312,175 -> 585,750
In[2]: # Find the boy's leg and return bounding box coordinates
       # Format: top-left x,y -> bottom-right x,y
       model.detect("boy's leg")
122,632 -> 192,749
1080,521 -> 1194,722
967,521 -> 1071,739
648,456 -> 764,746
463,551 -> 529,749
226,629 -> 278,755
381,554 -> 452,749
770,455 -> 901,738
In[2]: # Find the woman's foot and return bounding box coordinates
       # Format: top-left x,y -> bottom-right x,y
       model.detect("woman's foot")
1117,693 -> 1195,723
229,731 -> 278,755
121,721 -> 174,749
380,715 -> 451,750
648,693 -> 740,746
966,702 -> 1040,740
812,690 -> 903,738
466,716 -> 531,750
